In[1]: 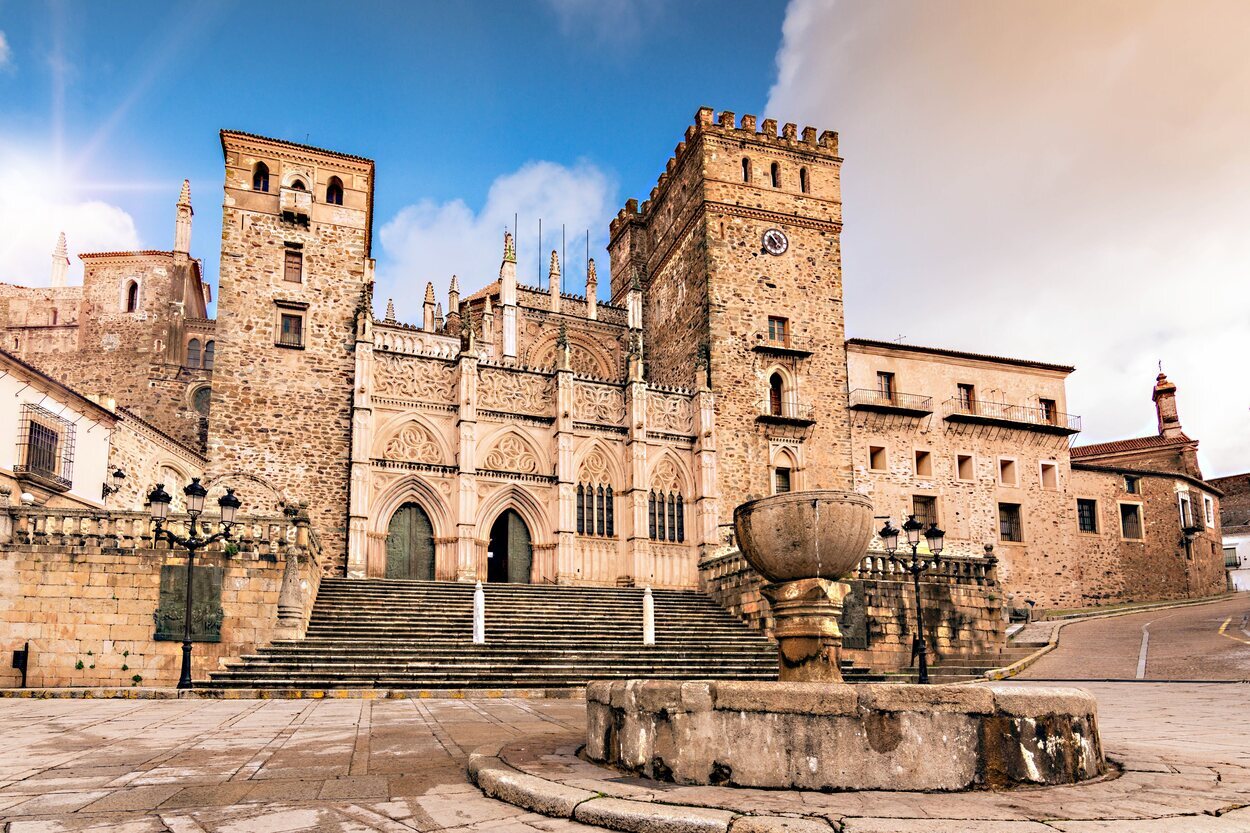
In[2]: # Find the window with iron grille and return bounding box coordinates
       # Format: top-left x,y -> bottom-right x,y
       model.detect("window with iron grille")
1119,503 -> 1143,540
912,495 -> 937,529
278,313 -> 304,347
1077,499 -> 1098,533
576,483 -> 614,537
998,503 -> 1023,542
774,467 -> 791,494
15,403 -> 75,490
648,490 -> 685,543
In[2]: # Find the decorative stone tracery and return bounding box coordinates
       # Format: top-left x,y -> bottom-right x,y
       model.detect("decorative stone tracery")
573,383 -> 626,424
648,392 -> 693,434
478,368 -> 550,415
382,421 -> 442,464
374,354 -> 455,402
482,432 -> 543,474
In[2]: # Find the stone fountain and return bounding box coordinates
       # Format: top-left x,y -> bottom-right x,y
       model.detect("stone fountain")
585,490 -> 1106,791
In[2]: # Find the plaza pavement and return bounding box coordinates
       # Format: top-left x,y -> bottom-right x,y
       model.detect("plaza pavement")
2,680 -> 1249,832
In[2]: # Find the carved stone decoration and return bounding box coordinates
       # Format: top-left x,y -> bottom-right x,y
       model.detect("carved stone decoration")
383,421 -> 442,464
648,392 -> 693,434
483,433 -> 542,474
580,447 -> 614,486
652,457 -> 683,493
478,368 -> 551,415
374,354 -> 455,402
573,383 -> 626,424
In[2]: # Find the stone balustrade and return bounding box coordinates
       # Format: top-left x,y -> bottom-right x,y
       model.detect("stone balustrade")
852,552 -> 998,587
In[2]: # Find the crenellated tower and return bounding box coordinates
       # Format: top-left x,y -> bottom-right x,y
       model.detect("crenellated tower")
209,131 -> 376,569
608,107 -> 851,539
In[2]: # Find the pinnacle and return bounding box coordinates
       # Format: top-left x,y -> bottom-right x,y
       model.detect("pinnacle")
548,249 -> 560,278
178,179 -> 191,206
450,274 -> 460,293
503,231 -> 516,263
53,231 -> 68,259
384,299 -> 396,322
424,282 -> 436,304
586,258 -> 597,283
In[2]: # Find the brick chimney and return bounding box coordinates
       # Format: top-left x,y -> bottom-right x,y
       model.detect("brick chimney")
1152,371 -> 1183,438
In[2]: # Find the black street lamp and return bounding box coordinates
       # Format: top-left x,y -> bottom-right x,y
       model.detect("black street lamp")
879,514 -> 945,684
148,478 -> 242,690
101,468 -> 126,501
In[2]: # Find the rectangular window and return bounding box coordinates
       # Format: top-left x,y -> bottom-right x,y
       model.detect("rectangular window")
957,383 -> 976,412
284,249 -> 303,283
774,467 -> 791,494
15,403 -> 75,489
279,313 -> 304,347
914,449 -> 932,477
1124,476 -> 1139,494
998,503 -> 1023,542
1077,498 -> 1098,533
1178,493 -> 1194,529
876,371 -> 895,402
1119,503 -> 1143,540
912,495 -> 937,529
27,421 -> 59,477
1039,398 -> 1058,424
1227,547 -> 1241,569
1039,461 -> 1058,490
869,445 -> 887,471
956,454 -> 974,481
999,457 -> 1018,486
1204,495 -> 1215,527
767,316 -> 789,345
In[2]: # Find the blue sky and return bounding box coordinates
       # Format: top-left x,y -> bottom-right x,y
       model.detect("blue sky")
1,1 -> 1248,474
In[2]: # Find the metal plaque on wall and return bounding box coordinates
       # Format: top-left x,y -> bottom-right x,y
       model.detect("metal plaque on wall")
154,564 -> 224,642
839,581 -> 868,650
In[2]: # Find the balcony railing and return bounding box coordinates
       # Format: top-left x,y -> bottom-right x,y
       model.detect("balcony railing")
1226,552 -> 1241,569
755,400 -> 816,422
942,398 -> 1081,435
848,388 -> 933,416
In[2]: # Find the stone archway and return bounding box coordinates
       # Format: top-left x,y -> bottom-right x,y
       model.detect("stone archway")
385,502 -> 435,580
487,509 -> 532,584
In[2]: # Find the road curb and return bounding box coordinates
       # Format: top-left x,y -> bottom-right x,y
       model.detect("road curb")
986,592 -> 1243,681
0,685 -> 587,700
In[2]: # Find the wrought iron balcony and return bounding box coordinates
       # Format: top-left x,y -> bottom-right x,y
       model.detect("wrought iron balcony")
756,399 -> 815,423
942,398 -> 1081,435
849,388 -> 933,416
13,463 -> 72,491
1227,552 -> 1243,569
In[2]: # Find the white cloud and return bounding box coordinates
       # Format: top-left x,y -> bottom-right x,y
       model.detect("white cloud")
376,160 -> 617,323
0,31 -> 11,71
0,145 -> 141,286
543,0 -> 663,48
767,0 -> 1250,476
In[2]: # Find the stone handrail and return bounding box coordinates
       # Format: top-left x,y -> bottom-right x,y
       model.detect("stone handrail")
0,506 -> 315,562
853,552 -> 998,587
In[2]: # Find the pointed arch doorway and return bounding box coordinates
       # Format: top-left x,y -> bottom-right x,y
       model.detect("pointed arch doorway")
487,509 -> 532,584
385,502 -> 435,580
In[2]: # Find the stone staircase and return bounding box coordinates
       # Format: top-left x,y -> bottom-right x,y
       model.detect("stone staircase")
206,579 -> 884,690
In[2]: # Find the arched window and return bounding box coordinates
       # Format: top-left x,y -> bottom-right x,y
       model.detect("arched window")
799,167 -> 809,193
203,340 -> 215,371
742,158 -> 751,183
774,449 -> 796,495
124,281 -> 139,312
326,176 -> 344,206
291,179 -> 307,191
186,338 -> 201,368
577,481 -> 615,538
252,162 -> 270,192
769,372 -> 784,416
770,162 -> 781,188
648,489 -> 685,543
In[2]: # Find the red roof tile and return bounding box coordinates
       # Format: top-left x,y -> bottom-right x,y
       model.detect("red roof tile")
846,338 -> 1075,373
1071,434 -> 1193,458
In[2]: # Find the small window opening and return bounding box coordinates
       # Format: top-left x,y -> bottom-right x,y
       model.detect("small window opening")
1120,503 -> 1143,539
912,495 -> 937,529
769,373 -> 784,416
284,249 -> 303,283
125,281 -> 139,313
326,176 -> 344,205
799,167 -> 809,193
914,450 -> 932,477
252,162 -> 270,192
957,454 -> 974,481
742,157 -> 751,183
186,338 -> 201,368
774,467 -> 791,494
999,503 -> 1023,542
999,457 -> 1018,486
290,179 -> 307,191
1124,475 -> 1139,494
51,309 -> 58,325
869,446 -> 887,471
767,316 -> 789,345
1077,499 -> 1098,533
1040,461 -> 1058,490
279,313 -> 304,348
770,162 -> 780,188
203,340 -> 215,371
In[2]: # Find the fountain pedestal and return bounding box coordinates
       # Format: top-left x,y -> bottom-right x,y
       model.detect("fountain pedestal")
761,578 -> 851,682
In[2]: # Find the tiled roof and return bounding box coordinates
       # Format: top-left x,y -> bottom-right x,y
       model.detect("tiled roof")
1071,434 -> 1193,458
220,130 -> 375,166
1069,462 -> 1221,497
845,338 -> 1075,373
79,250 -> 173,260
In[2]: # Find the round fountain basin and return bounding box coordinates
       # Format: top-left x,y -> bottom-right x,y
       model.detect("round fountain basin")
733,490 -> 875,582
586,680 -> 1105,791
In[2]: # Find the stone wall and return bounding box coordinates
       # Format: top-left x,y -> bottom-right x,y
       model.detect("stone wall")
700,549 -> 1005,670
0,507 -> 319,689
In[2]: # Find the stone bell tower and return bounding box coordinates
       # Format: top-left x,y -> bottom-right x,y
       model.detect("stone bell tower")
608,108 -> 852,538
209,131 -> 376,571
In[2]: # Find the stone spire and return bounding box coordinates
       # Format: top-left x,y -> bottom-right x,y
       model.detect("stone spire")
449,274 -> 460,310
585,257 -> 598,320
503,230 -> 516,264
548,250 -> 561,312
384,298 -> 396,323
500,231 -> 517,359
423,282 -> 437,331
174,179 -> 193,255
482,294 -> 494,342
50,232 -> 69,288
627,266 -> 644,331
1153,370 -> 1183,438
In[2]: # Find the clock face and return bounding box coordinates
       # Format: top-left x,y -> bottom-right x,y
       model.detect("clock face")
762,228 -> 789,255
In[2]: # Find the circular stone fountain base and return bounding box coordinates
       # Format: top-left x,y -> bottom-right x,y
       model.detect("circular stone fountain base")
586,680 -> 1104,791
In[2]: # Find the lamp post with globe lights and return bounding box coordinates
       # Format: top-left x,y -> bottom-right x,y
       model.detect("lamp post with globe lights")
878,514 -> 945,684
147,478 -> 242,689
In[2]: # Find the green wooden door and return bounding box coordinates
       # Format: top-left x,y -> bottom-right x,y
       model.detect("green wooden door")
386,503 -> 435,580
487,509 -> 532,584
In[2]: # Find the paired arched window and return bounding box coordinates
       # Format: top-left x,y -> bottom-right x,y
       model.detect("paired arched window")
770,162 -> 781,188
741,158 -> 751,183
576,483 -> 615,537
124,281 -> 139,312
203,340 -> 215,370
187,339 -> 201,368
769,372 -> 784,416
326,176 -> 344,205
799,167 -> 809,193
648,490 -> 685,543
253,162 -> 270,192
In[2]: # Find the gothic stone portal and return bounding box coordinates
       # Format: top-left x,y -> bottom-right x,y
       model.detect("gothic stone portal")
488,509 -> 532,584
385,502 -> 435,580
